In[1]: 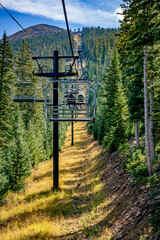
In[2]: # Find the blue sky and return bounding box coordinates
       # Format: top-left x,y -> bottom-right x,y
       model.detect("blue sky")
0,0 -> 123,38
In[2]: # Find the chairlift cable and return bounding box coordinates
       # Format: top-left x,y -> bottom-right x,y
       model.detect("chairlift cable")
61,0 -> 77,72
61,0 -> 74,58
0,3 -> 32,39
1,2 -> 79,77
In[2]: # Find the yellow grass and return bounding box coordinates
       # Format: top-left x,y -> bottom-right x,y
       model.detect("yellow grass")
0,122 -> 114,240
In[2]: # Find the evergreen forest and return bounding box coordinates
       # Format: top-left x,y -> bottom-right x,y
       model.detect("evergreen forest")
0,26 -> 119,203
0,31 -> 71,202
86,1 -> 160,186
0,0 -> 160,237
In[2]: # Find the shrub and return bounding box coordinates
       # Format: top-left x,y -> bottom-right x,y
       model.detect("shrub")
148,174 -> 160,188
150,208 -> 160,232
125,148 -> 148,182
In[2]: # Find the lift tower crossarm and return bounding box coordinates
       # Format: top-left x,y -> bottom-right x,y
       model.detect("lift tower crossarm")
32,56 -> 79,60
32,55 -> 79,78
33,72 -> 77,78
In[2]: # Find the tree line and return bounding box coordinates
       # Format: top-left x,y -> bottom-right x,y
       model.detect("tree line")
0,32 -> 69,204
86,0 -> 160,185
0,27 -> 118,204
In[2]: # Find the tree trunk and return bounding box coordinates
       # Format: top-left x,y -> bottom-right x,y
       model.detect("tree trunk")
135,122 -> 139,148
144,45 -> 153,176
149,79 -> 155,161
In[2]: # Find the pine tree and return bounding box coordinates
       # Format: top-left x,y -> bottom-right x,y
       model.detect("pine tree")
0,32 -> 15,150
103,79 -> 129,152
43,120 -> 52,159
5,110 -> 31,192
127,64 -> 144,147
0,148 -> 9,204
97,49 -> 129,152
14,40 -> 53,165
92,101 -> 107,144
15,40 -> 35,82
27,120 -> 40,167
118,0 -> 160,176
147,46 -> 159,159
15,40 -> 37,127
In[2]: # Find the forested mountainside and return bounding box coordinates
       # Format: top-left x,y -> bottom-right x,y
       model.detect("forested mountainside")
81,27 -> 118,83
10,29 -> 71,56
8,24 -> 65,42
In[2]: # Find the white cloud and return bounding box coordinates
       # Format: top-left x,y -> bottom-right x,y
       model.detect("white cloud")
1,0 -> 121,27
114,7 -> 123,21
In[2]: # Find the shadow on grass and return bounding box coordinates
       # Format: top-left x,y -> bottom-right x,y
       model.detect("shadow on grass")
17,232 -> 57,240
17,230 -> 84,240
24,189 -> 52,203
1,158 -> 145,240
60,143 -> 99,176
32,170 -> 53,182
1,171 -> 106,231
60,161 -> 85,175
1,123 -> 147,240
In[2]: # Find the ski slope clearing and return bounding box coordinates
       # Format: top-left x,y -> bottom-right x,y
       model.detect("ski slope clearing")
0,122 -> 155,239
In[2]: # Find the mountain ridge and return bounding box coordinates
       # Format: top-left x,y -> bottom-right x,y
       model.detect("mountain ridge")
8,24 -> 65,42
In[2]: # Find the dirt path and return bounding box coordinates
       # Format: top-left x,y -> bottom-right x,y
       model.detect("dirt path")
0,122 -> 156,240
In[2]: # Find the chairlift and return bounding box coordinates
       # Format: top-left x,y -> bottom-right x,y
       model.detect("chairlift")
12,81 -> 51,103
32,50 -> 83,79
45,79 -> 96,121
77,93 -> 84,104
32,56 -> 78,78
11,82 -> 36,102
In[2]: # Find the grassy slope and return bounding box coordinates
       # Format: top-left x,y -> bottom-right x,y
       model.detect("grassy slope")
0,122 -> 153,240
0,122 -> 106,240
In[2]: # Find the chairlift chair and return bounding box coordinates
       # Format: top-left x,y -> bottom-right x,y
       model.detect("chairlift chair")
45,79 -> 96,121
12,81 -> 51,103
11,82 -> 36,102
77,94 -> 84,104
